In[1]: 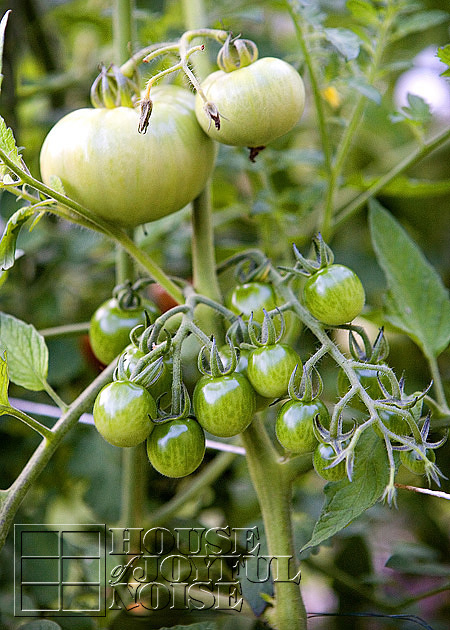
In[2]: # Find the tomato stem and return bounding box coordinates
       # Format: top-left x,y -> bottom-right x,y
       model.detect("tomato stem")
241,417 -> 308,629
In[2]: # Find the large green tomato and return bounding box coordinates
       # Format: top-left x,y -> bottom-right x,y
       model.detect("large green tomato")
40,86 -> 217,226
195,58 -> 305,148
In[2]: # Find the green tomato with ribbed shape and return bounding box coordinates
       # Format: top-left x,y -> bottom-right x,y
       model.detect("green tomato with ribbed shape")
40,85 -> 217,226
147,418 -> 205,478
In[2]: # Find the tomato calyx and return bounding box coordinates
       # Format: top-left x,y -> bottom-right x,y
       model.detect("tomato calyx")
90,63 -> 139,109
217,33 -> 259,73
197,336 -> 239,378
248,308 -> 284,347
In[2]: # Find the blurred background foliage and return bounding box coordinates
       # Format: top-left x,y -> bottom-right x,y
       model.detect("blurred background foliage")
0,0 -> 450,629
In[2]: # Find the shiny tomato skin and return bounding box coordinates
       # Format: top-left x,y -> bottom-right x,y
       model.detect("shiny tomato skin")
193,373 -> 256,438
40,86 -> 217,226
218,344 -> 272,410
195,57 -> 305,147
147,418 -> 205,478
247,344 -> 301,399
276,399 -> 330,453
303,264 -> 365,326
226,282 -> 278,324
400,448 -> 435,475
89,297 -> 159,366
93,380 -> 156,448
313,443 -> 347,481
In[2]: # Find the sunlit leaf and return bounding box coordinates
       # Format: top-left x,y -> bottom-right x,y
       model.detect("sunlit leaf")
369,200 -> 450,358
0,11 -> 10,92
0,313 -> 48,391
0,207 -> 37,271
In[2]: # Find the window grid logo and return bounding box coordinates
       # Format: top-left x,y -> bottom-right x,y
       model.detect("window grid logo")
14,524 -> 106,617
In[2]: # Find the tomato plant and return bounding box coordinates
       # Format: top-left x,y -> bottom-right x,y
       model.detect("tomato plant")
147,417 -> 205,478
40,85 -> 217,226
93,380 -> 157,447
303,264 -> 365,326
1,4 -> 450,630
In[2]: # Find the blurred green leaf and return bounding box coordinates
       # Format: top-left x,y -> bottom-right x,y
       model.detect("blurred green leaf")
160,624 -> 218,630
324,27 -> 361,60
301,431 -> 389,552
0,313 -> 49,390
347,174 -> 450,197
369,200 -> 450,358
346,0 -> 379,27
386,542 -> 450,577
347,77 -> 381,103
392,10 -> 449,41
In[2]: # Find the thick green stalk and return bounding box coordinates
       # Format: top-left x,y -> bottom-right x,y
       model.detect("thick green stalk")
241,418 -> 307,630
191,187 -> 222,304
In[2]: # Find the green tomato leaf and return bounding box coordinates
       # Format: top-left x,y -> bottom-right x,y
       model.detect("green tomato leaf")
0,11 -> 10,92
323,27 -> 361,60
0,313 -> 49,391
346,0 -> 379,27
0,115 -> 22,176
0,206 -> 37,271
437,44 -> 450,77
392,94 -> 432,125
392,10 -> 449,41
347,77 -> 381,104
369,200 -> 450,357
301,430 -> 389,552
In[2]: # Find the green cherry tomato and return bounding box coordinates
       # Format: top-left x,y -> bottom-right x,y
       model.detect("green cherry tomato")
193,373 -> 256,438
147,418 -> 205,478
122,345 -> 173,407
373,409 -> 411,439
276,399 -> 330,453
195,58 -> 305,148
93,380 -> 156,448
337,366 -> 390,413
226,282 -> 278,324
313,443 -> 347,481
89,297 -> 159,366
303,264 -> 365,326
247,344 -> 301,399
40,85 -> 217,226
400,448 -> 435,475
218,344 -> 272,410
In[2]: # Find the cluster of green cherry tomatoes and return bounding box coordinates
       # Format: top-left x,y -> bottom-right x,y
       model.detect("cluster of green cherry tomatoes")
87,254 -> 437,482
